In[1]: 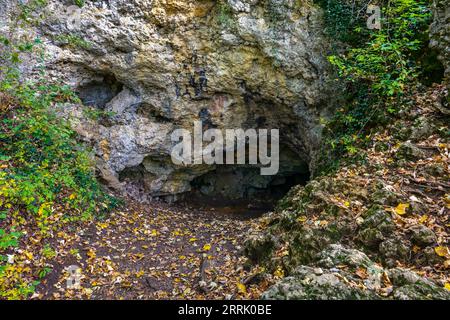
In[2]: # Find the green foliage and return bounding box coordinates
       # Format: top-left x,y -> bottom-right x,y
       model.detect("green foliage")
74,0 -> 85,8
16,0 -> 48,27
38,267 -> 52,279
0,81 -> 116,228
83,106 -> 116,121
329,0 -> 432,98
216,0 -> 235,29
55,33 -> 92,50
315,0 -> 370,44
316,0 -> 436,174
41,245 -> 56,259
0,229 -> 21,249
0,0 -> 118,299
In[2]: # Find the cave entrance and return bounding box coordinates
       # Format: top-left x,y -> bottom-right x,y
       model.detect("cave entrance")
116,145 -> 310,219
182,145 -> 310,218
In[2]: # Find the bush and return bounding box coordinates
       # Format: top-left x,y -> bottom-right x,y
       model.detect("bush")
0,1 -> 117,299
316,0 -> 437,174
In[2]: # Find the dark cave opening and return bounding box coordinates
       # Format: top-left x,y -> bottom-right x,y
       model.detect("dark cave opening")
183,168 -> 309,218
76,74 -> 123,109
116,146 -> 310,217
181,145 -> 310,217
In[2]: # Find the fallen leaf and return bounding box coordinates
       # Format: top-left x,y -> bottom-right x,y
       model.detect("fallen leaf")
237,282 -> 247,294
435,246 -> 450,258
355,267 -> 368,279
273,266 -> 284,278
394,203 -> 410,215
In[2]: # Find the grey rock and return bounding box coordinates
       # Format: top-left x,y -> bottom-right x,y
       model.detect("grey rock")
379,237 -> 411,267
358,207 -> 396,248
315,244 -> 372,269
409,225 -> 437,247
262,266 -> 378,300
396,141 -> 426,161
388,268 -> 450,300
430,0 -> 450,84
261,246 -> 450,300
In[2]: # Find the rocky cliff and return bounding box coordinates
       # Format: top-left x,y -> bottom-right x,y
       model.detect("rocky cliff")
430,0 -> 450,84
31,0 -> 337,201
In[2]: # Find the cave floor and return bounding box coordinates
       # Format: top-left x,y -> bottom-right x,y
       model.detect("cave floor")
36,200 -> 273,300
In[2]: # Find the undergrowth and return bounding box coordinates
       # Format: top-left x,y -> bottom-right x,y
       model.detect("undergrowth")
0,0 -> 118,299
315,0 -> 444,175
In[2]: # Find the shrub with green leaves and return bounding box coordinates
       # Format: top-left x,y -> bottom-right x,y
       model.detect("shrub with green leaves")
316,0 -> 440,174
329,0 -> 433,99
0,0 -> 117,299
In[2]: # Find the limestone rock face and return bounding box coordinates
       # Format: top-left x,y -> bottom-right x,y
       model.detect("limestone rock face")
430,0 -> 450,83
34,0 -> 337,200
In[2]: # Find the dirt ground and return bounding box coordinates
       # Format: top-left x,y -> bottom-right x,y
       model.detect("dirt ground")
36,200 -> 272,300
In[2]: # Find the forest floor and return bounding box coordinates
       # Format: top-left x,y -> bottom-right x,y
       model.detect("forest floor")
34,200 -> 273,300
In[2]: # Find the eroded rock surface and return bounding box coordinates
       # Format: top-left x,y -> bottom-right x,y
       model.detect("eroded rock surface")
430,0 -> 450,84
245,86 -> 450,300
262,245 -> 449,300
35,0 -> 337,200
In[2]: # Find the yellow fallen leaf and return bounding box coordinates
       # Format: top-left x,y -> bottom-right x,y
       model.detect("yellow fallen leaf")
435,246 -> 450,258
237,282 -> 247,294
394,203 -> 410,215
279,250 -> 289,257
87,249 -> 96,259
319,220 -> 329,227
418,215 -> 428,224
24,251 -> 33,260
445,283 -> 450,291
297,216 -> 307,223
444,194 -> 450,204
38,203 -> 51,217
136,270 -> 145,278
97,222 -> 109,230
355,267 -> 368,279
274,266 -> 285,278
